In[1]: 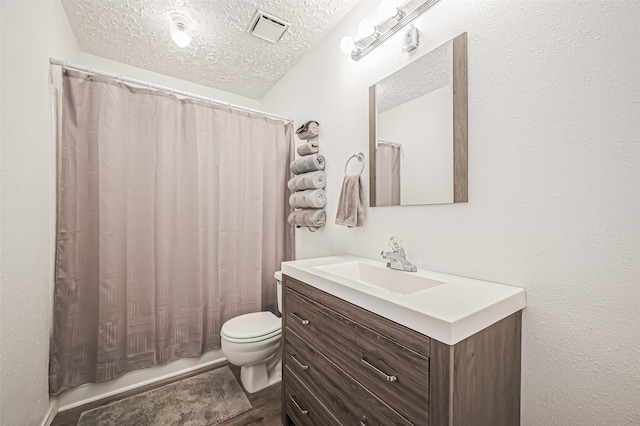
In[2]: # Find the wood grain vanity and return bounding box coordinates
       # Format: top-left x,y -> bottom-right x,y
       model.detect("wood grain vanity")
281,274 -> 522,426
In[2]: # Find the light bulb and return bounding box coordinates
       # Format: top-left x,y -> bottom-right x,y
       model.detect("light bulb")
169,12 -> 194,48
379,0 -> 399,17
357,19 -> 375,38
340,36 -> 355,54
171,26 -> 192,47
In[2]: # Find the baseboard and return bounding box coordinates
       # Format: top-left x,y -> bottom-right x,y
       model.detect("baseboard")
40,399 -> 58,426
57,356 -> 227,412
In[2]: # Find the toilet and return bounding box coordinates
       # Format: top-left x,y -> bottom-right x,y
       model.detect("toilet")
220,271 -> 283,393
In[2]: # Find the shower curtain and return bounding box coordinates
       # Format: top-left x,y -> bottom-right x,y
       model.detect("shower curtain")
49,69 -> 294,395
376,143 -> 401,206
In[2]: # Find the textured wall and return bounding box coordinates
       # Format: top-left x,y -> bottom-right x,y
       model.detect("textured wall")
1,2 -> 80,424
262,0 -> 640,424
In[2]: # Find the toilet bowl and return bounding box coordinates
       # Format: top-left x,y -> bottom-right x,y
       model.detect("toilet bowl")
220,271 -> 283,393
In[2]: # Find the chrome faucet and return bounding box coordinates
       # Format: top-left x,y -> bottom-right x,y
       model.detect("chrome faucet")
381,237 -> 417,272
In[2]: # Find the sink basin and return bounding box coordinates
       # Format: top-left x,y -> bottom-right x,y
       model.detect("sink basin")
282,255 -> 527,344
315,261 -> 445,294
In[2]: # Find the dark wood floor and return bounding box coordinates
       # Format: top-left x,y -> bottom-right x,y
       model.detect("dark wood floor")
51,363 -> 282,426
220,367 -> 281,426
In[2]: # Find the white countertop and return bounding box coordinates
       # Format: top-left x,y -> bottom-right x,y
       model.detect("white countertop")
281,255 -> 526,345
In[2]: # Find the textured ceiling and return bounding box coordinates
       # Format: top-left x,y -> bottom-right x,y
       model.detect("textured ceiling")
62,0 -> 358,99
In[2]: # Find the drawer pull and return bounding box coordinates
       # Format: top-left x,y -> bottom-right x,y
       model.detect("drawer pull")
360,415 -> 368,426
290,354 -> 309,370
290,312 -> 310,325
290,395 -> 309,415
360,357 -> 398,382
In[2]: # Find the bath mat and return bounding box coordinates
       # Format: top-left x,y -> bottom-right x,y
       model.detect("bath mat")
78,366 -> 252,426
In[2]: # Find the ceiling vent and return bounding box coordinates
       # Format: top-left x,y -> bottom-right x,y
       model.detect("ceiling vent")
248,10 -> 290,43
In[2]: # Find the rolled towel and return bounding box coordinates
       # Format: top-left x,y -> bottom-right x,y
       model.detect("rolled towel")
335,175 -> 364,228
288,209 -> 326,228
290,153 -> 325,174
289,189 -> 327,209
296,120 -> 320,140
287,171 -> 326,192
297,141 -> 319,156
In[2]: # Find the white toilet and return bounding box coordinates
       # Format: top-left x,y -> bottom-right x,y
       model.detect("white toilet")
220,271 -> 283,393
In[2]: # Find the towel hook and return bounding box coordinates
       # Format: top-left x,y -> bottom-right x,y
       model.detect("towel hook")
344,152 -> 365,175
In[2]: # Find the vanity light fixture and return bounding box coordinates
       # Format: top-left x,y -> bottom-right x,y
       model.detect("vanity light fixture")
169,12 -> 197,48
344,0 -> 440,61
340,36 -> 356,54
357,18 -> 375,38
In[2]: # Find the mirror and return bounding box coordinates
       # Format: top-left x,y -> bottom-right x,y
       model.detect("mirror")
369,32 -> 467,207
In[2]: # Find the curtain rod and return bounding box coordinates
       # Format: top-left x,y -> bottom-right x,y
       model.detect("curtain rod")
49,57 -> 293,123
377,139 -> 402,147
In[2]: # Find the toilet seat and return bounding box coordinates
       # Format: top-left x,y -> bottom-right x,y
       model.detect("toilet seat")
221,311 -> 282,343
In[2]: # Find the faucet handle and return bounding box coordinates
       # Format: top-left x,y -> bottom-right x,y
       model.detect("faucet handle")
388,237 -> 407,257
388,237 -> 402,250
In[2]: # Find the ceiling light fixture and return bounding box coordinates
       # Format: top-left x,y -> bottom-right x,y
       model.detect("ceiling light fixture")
342,0 -> 441,61
169,12 -> 196,48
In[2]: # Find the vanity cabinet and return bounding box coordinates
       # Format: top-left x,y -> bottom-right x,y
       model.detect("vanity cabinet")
281,275 -> 522,426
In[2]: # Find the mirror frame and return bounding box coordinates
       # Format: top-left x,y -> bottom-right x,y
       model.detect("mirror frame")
369,32 -> 468,207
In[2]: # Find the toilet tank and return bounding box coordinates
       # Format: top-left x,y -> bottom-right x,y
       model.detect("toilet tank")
275,271 -> 283,314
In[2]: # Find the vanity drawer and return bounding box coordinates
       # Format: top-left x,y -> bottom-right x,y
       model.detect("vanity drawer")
284,367 -> 340,426
286,327 -> 414,426
285,288 -> 429,424
285,275 -> 430,357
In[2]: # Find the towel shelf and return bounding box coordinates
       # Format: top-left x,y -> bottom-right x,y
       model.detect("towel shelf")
289,119 -> 325,232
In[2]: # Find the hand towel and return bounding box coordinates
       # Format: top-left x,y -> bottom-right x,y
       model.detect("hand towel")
335,175 -> 364,228
289,189 -> 327,209
290,154 -> 325,174
296,141 -> 319,156
287,171 -> 326,192
288,209 -> 326,228
295,121 -> 320,140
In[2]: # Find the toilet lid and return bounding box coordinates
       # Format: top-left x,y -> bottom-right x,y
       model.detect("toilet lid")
221,311 -> 281,340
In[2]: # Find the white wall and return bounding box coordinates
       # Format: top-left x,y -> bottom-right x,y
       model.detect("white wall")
377,85 -> 453,205
71,52 -> 261,110
0,1 -> 258,424
1,2 -> 80,424
262,1 -> 640,424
